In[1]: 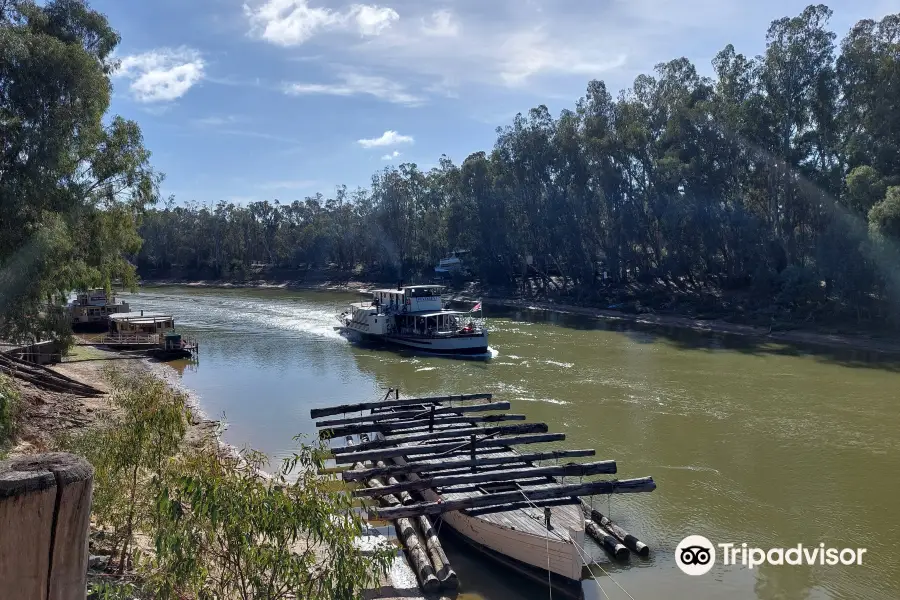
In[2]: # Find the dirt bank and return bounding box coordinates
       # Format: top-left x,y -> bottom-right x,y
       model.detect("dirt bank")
7,345 -> 219,458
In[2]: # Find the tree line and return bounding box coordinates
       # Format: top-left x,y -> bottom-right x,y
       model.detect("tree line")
137,5 -> 900,326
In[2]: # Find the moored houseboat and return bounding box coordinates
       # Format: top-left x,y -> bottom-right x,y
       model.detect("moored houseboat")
68,289 -> 131,332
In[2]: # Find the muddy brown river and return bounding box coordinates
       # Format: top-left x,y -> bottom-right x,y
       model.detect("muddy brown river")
128,286 -> 900,600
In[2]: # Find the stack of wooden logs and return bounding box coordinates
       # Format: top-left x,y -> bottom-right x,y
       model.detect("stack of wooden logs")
347,435 -> 458,594
0,352 -> 104,397
313,389 -> 656,593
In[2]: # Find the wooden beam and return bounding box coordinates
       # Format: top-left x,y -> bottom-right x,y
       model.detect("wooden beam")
310,393 -> 493,418
342,449 -> 597,481
321,414 -> 527,438
334,432 -> 566,465
332,423 -> 549,454
315,401 -> 511,428
369,477 -> 657,520
352,461 -> 618,499
464,498 -> 582,518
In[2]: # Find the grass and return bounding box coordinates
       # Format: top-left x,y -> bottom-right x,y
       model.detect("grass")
0,373 -> 21,457
63,344 -> 115,362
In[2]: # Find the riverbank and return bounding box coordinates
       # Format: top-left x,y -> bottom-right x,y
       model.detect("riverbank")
5,345 -> 219,458
139,278 -> 900,356
2,342 -> 425,600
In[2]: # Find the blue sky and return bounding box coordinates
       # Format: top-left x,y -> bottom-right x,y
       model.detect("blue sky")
91,0 -> 900,205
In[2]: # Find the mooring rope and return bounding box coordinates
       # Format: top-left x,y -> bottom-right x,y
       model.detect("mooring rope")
513,489 -> 635,600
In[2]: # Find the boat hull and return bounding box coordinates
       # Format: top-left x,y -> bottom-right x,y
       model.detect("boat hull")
340,326 -> 489,356
422,488 -> 584,581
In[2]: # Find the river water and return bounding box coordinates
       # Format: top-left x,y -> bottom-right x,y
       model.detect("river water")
127,286 -> 900,600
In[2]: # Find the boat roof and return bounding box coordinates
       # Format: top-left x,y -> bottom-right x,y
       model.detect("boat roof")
109,312 -> 173,323
370,284 -> 445,293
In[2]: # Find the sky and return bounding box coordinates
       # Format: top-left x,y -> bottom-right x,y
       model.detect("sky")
90,0 -> 900,206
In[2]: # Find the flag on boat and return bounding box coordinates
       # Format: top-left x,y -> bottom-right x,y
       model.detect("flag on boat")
470,301 -> 482,312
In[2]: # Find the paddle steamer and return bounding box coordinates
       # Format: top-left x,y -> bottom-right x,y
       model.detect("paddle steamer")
338,284 -> 488,355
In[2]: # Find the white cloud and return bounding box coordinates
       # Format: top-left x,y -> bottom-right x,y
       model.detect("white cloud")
116,47 -> 205,102
421,9 -> 458,37
244,0 -> 399,46
381,150 -> 401,160
353,5 -> 400,36
284,71 -> 423,105
357,131 -> 414,148
193,115 -> 240,127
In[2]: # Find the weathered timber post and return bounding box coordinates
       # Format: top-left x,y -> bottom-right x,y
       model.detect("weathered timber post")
0,452 -> 94,600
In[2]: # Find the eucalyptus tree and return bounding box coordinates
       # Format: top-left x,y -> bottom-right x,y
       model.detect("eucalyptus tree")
0,0 -> 160,343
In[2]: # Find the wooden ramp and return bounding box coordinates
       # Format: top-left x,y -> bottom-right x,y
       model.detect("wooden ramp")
312,388 -> 657,593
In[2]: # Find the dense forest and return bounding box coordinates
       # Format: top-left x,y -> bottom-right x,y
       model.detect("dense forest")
137,5 -> 900,326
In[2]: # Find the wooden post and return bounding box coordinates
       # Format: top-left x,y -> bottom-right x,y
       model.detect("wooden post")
469,434 -> 476,473
395,389 -> 400,400
0,453 -> 94,600
428,405 -> 435,433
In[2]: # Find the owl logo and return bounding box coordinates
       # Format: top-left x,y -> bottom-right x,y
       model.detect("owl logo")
680,545 -> 712,566
675,535 -> 716,575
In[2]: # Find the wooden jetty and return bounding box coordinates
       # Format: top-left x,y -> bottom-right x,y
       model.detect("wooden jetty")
313,390 -> 656,594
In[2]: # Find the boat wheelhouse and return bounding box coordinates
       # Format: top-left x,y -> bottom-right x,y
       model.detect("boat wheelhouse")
339,284 -> 488,355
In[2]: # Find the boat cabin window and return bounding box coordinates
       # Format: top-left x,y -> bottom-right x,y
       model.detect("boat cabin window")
407,287 -> 441,298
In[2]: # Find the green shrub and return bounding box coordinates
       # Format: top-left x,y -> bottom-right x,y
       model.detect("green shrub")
60,368 -> 393,599
148,443 -> 394,600
0,374 -> 21,456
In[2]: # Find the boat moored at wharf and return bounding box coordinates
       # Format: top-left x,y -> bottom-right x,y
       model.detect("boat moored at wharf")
338,284 -> 488,356
68,289 -> 131,332
311,391 -> 656,595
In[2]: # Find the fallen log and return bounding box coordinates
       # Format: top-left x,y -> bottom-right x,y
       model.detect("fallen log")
370,477 -> 657,520
332,423 -> 549,454
310,393 -> 493,418
352,461 -> 618,499
322,414 -> 528,438
315,401 -> 511,428
334,432 -> 567,465
585,520 -> 629,560
587,508 -> 650,557
342,449 -> 597,481
0,365 -> 103,397
0,353 -> 103,391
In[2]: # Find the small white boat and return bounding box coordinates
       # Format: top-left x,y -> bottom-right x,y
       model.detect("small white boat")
338,284 -> 488,356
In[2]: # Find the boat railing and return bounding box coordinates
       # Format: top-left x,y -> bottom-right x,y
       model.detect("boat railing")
96,333 -> 160,345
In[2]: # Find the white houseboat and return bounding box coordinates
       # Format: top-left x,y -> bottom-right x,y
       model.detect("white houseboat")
68,289 -> 131,331
338,285 -> 488,355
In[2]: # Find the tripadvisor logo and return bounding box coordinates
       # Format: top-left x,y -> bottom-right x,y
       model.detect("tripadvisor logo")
675,536 -> 868,575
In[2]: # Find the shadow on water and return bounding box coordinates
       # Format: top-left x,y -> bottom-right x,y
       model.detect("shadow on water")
491,306 -> 900,373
